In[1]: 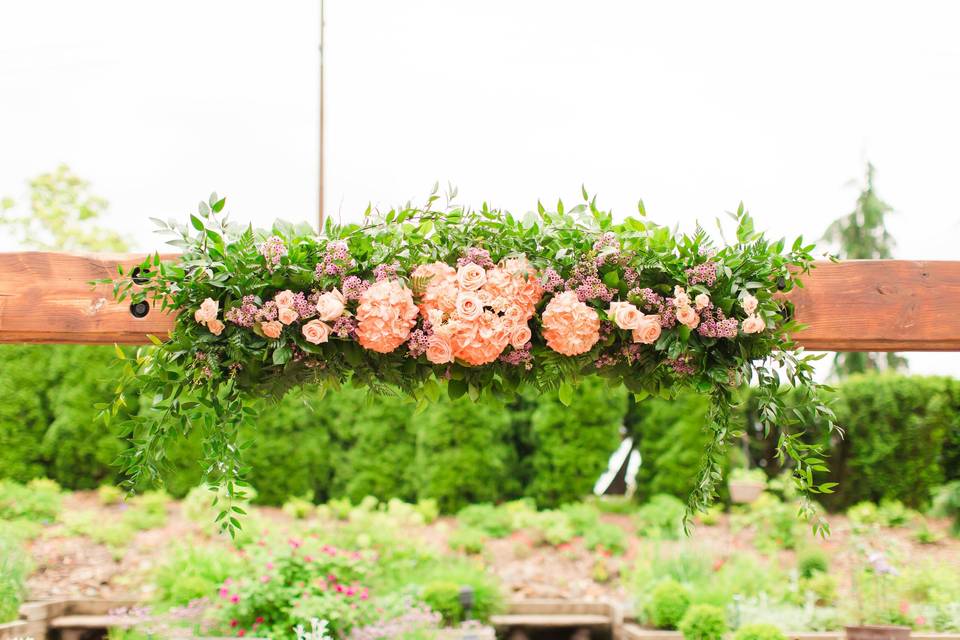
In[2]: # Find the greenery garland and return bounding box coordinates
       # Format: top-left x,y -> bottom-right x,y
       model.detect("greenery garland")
102,187 -> 837,535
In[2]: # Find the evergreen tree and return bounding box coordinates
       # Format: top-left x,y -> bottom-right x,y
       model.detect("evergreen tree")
823,163 -> 907,376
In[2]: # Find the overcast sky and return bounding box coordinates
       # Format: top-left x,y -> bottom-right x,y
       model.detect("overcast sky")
1,1 -> 957,375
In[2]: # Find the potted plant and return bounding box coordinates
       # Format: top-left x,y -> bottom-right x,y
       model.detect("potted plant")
846,543 -> 911,640
728,468 -> 767,504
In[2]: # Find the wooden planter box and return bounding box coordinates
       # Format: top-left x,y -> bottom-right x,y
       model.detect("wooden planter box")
491,599 -> 624,640
729,480 -> 765,503
622,625 -> 960,640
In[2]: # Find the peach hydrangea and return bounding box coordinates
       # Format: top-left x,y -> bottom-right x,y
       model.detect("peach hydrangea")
355,279 -> 419,353
451,312 -> 512,366
414,262 -> 459,318
541,291 -> 601,356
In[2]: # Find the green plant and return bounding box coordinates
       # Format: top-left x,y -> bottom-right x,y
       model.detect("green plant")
734,623 -> 787,640
914,522 -> 943,545
730,468 -> 767,484
679,604 -> 728,640
797,548 -> 829,579
447,527 -> 487,555
0,478 -> 63,522
647,579 -> 692,629
97,484 -> 124,505
152,543 -> 245,606
698,505 -> 723,526
0,531 -> 29,623
931,481 -> 960,536
635,494 -> 686,540
583,521 -> 627,556
561,502 -> 602,535
415,499 -> 439,524
122,490 -> 170,531
528,510 -> 575,547
282,493 -> 316,520
801,572 -> 839,606
412,559 -> 503,625
456,504 -> 514,538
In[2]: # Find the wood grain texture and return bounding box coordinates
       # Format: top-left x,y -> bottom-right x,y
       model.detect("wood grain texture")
1,253 -> 958,350
0,252 -> 176,344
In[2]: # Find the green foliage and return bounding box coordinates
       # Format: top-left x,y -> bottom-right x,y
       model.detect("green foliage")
734,623 -> 787,640
583,521 -> 628,555
282,493 -> 316,520
0,478 -> 62,522
97,484 -> 124,506
930,481 -> 960,536
60,510 -> 135,554
679,604 -> 728,640
0,531 -> 29,623
647,579 -> 693,629
447,527 -> 487,555
456,504 -> 514,538
152,543 -> 245,607
527,379 -> 625,508
635,494 -> 687,540
560,502 -> 602,534
122,490 -> 170,531
797,548 -> 829,579
823,163 -> 906,376
528,510 -> 576,547
411,560 -> 503,625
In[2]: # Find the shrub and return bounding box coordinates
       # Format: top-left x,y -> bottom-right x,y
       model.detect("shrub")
0,478 -> 63,522
931,481 -> 960,536
0,532 -> 29,623
635,494 -> 686,540
679,604 -> 728,640
122,490 -> 170,531
560,502 -> 602,535
415,499 -> 439,524
526,379 -> 625,508
152,543 -> 245,606
734,623 -> 787,640
801,572 -> 838,606
97,484 -> 124,506
447,527 -> 487,555
412,559 -> 503,625
282,494 -> 316,520
583,522 -> 628,556
456,504 -> 514,538
526,510 -> 575,547
797,548 -> 829,579
647,579 -> 692,629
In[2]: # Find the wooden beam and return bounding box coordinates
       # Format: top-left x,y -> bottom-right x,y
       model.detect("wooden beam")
1,253 -> 958,351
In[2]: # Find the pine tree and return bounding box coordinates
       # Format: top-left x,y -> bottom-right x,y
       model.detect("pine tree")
824,163 -> 907,376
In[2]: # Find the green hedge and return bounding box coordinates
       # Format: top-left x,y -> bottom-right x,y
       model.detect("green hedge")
1,345 -> 956,512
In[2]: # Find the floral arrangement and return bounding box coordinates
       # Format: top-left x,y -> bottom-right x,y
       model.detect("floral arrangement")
104,187 -> 836,534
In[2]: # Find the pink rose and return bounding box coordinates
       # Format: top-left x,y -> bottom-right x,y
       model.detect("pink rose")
261,320 -> 283,339
695,293 -> 710,310
455,292 -> 484,321
278,307 -> 298,325
676,305 -> 700,329
427,308 -> 445,326
195,297 -> 219,324
632,315 -> 662,344
510,323 -> 532,349
274,290 -> 295,309
741,314 -> 766,334
456,263 -> 487,291
302,319 -> 332,344
426,332 -> 454,364
742,294 -> 758,315
316,289 -> 347,321
207,318 -> 225,336
607,300 -> 644,330
673,286 -> 691,308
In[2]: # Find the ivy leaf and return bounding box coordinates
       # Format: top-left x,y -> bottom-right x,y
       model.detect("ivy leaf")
272,345 -> 292,366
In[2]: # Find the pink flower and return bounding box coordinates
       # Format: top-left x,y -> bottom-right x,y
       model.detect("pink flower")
451,313 -> 512,365
676,305 -> 700,329
207,318 -> 225,336
230,595 -> 240,604
274,290 -> 295,309
261,320 -> 283,339
316,288 -> 347,321
510,323 -> 532,349
278,307 -> 298,325
741,314 -> 765,334
694,293 -> 710,310
632,315 -> 662,344
455,292 -> 484,321
673,286 -> 691,308
607,300 -> 644,330
355,280 -> 419,353
457,263 -> 487,291
426,330 -> 454,364
541,291 -> 601,356
416,262 -> 459,317
742,294 -> 758,315
194,297 -> 219,324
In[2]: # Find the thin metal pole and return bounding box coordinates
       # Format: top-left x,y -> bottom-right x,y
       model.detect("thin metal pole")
318,0 -> 326,232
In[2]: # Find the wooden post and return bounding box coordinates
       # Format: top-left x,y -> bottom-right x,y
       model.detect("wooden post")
1,253 -> 958,350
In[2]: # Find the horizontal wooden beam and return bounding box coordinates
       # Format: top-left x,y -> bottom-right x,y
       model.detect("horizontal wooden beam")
0,253 -> 958,351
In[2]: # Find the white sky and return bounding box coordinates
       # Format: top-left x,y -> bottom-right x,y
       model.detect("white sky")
1,1 -> 958,375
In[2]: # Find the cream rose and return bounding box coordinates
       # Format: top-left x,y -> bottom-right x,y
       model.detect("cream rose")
456,263 -> 487,291
742,294 -> 759,315
274,290 -> 295,309
694,293 -> 710,310
427,308 -> 445,327
316,288 -> 347,321
261,320 -> 283,339
302,319 -> 331,344
510,323 -> 532,349
632,315 -> 662,344
673,286 -> 691,308
195,297 -> 219,324
741,314 -> 766,334
607,300 -> 644,330
455,292 -> 484,321
206,318 -> 225,336
676,305 -> 700,329
425,332 -> 454,364
278,307 -> 298,325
